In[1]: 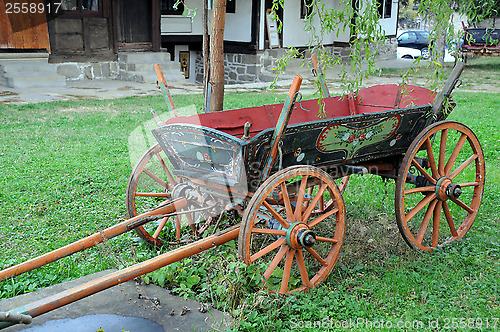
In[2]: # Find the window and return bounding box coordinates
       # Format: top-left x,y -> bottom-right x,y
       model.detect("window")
161,0 -> 184,15
60,0 -> 99,12
398,31 -> 417,43
301,0 -> 313,19
375,0 -> 392,19
226,0 -> 235,14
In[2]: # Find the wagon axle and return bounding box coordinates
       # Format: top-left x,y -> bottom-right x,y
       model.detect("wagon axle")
435,177 -> 462,201
286,222 -> 317,249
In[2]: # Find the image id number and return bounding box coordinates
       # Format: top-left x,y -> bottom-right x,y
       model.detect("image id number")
443,317 -> 499,329
5,2 -> 62,14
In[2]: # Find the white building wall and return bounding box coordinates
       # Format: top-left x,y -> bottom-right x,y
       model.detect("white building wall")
280,0 -> 398,47
161,0 -> 252,43
377,0 -> 399,36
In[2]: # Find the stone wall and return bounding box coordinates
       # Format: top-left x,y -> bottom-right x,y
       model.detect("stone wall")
193,39 -> 397,85
194,52 -> 272,84
56,62 -> 119,81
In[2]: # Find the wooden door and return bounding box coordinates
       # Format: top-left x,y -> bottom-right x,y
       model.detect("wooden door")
116,0 -> 152,44
0,0 -> 51,51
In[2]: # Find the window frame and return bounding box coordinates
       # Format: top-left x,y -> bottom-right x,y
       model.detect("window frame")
300,0 -> 313,19
161,0 -> 184,15
50,0 -> 103,17
226,0 -> 235,14
375,0 -> 392,19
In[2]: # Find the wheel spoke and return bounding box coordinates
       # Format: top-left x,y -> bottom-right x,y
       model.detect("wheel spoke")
251,228 -> 287,236
175,215 -> 181,241
338,175 -> 350,194
308,208 -> 338,228
143,169 -> 168,189
444,133 -> 467,176
449,154 -> 478,180
415,200 -> 437,245
263,245 -> 289,280
450,198 -> 474,214
405,193 -> 437,221
296,250 -> 312,288
432,201 -> 442,247
155,152 -> 177,188
411,159 -> 437,184
305,247 -> 328,267
459,182 -> 480,188
152,217 -> 169,240
302,183 -> 328,222
443,201 -> 458,237
294,175 -> 309,221
281,182 -> 296,223
279,249 -> 295,294
425,138 -> 439,178
250,238 -> 286,263
438,128 -> 448,176
404,186 -> 435,195
315,236 -> 338,244
262,200 -> 290,228
186,213 -> 197,235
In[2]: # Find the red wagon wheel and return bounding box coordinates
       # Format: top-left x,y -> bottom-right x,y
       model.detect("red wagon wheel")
395,121 -> 485,252
126,143 -> 189,247
238,166 -> 346,294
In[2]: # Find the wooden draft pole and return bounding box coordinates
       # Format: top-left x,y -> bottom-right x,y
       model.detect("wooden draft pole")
209,0 -> 227,112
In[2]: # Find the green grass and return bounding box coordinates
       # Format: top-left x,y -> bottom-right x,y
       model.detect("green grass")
0,82 -> 499,331
378,57 -> 500,91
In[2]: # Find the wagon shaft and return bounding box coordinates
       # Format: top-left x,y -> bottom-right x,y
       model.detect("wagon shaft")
0,199 -> 188,283
0,226 -> 239,330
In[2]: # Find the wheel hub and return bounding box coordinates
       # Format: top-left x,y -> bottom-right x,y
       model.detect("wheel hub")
435,177 -> 462,201
286,221 -> 316,249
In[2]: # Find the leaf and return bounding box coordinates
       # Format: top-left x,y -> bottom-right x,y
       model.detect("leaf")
185,275 -> 201,288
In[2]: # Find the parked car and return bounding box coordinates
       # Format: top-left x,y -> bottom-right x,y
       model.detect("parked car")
397,46 -> 426,59
397,30 -> 432,59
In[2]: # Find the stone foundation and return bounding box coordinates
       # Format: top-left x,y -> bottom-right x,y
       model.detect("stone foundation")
56,62 -> 120,81
193,39 -> 397,84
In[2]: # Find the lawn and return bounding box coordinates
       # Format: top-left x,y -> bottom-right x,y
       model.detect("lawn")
0,59 -> 499,331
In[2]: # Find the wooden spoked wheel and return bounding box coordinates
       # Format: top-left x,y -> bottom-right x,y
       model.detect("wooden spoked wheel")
126,143 -> 190,247
395,121 -> 485,252
238,166 -> 346,294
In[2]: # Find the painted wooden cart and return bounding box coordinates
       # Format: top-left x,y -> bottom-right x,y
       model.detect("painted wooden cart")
0,61 -> 485,328
459,26 -> 500,61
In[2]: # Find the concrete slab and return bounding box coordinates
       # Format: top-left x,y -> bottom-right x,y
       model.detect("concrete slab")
0,270 -> 232,332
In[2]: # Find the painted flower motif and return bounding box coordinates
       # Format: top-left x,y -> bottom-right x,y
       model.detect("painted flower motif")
359,133 -> 366,141
366,131 -> 373,139
352,139 -> 359,146
347,134 -> 356,143
342,133 -> 350,141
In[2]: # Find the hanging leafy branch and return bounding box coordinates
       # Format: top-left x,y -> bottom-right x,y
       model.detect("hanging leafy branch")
270,0 -> 385,118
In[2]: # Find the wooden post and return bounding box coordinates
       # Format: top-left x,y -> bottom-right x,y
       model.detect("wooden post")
203,0 -> 210,111
151,0 -> 161,52
209,0 -> 226,113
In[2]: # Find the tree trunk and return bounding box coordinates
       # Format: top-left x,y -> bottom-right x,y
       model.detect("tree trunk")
209,0 -> 226,113
202,0 -> 210,112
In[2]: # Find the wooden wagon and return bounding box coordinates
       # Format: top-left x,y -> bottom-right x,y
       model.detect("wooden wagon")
0,61 -> 484,328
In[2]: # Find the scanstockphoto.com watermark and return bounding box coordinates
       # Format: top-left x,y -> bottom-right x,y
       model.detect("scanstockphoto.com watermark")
290,317 -> 499,330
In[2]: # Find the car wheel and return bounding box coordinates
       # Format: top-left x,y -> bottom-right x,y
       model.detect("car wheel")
402,55 -> 413,59
421,47 -> 430,59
